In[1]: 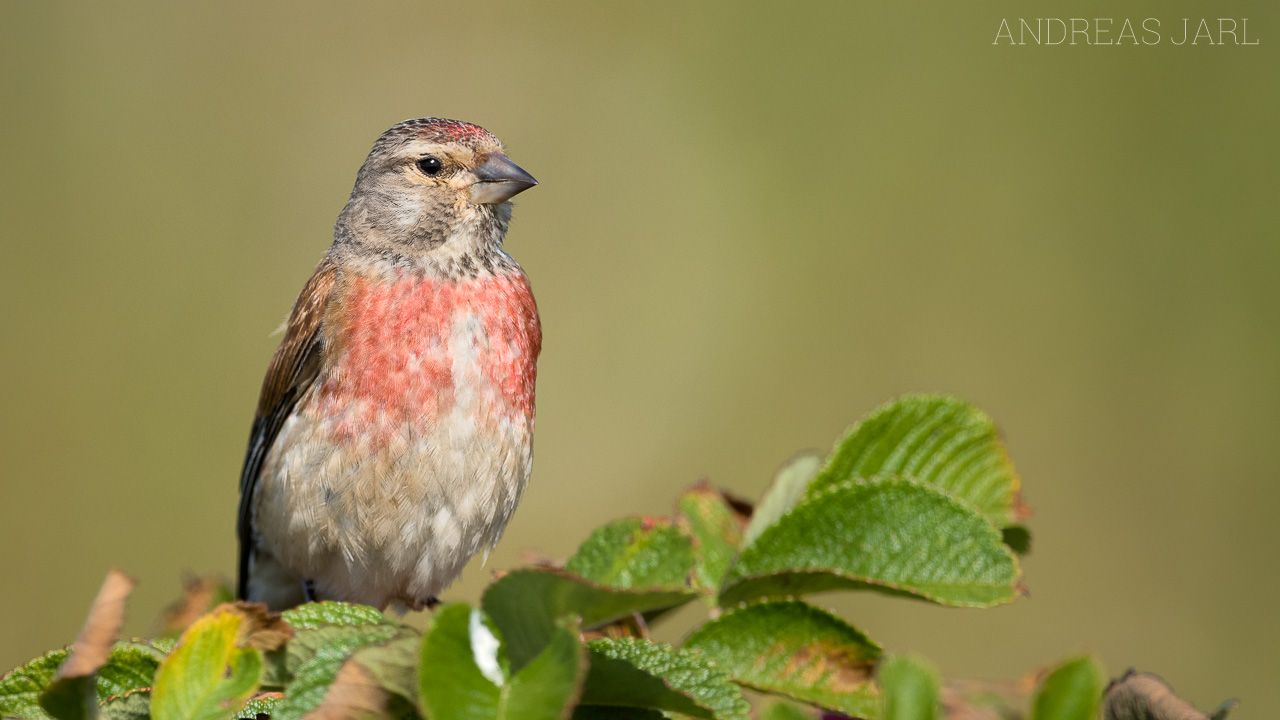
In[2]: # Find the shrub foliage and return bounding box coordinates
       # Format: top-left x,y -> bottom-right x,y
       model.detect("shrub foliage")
0,394 -> 1235,720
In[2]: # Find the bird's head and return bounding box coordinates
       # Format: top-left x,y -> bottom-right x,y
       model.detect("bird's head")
337,118 -> 537,266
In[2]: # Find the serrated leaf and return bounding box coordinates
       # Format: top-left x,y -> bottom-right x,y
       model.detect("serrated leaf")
1,649 -> 70,720
879,655 -> 940,720
809,394 -> 1025,527
282,625 -> 401,678
719,477 -> 1021,608
482,570 -> 697,673
288,628 -> 420,720
419,604 -> 585,720
95,649 -> 159,701
234,694 -> 281,720
150,611 -> 263,720
565,518 -> 695,590
1032,655 -> 1105,720
345,632 -> 420,702
1,645 -> 163,720
271,625 -> 403,720
683,601 -> 880,717
580,638 -> 749,720
742,452 -> 824,549
280,602 -> 394,630
98,690 -> 151,720
677,482 -> 746,595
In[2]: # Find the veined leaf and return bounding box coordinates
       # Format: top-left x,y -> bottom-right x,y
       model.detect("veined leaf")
343,632 -> 420,703
677,482 -> 747,595
879,655 -> 941,720
1032,655 -> 1105,720
742,452 -> 824,549
150,611 -> 263,720
565,517 -> 695,590
235,694 -> 281,720
683,601 -> 880,717
580,638 -> 749,720
271,626 -> 405,720
719,478 -> 1021,608
1,650 -> 69,720
419,604 -> 585,720
98,690 -> 150,720
809,394 -> 1025,527
280,602 -> 394,630
482,570 -> 697,673
1,645 -> 163,720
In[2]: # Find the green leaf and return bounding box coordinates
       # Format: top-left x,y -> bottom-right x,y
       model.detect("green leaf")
150,611 -> 263,720
565,517 -> 695,590
282,625 -> 401,678
482,570 -> 697,673
1,649 -> 70,720
38,675 -> 96,720
344,632 -> 421,702
1031,656 -> 1104,720
572,708 -> 664,720
235,695 -> 281,720
1002,525 -> 1032,555
504,616 -> 587,720
720,477 -> 1021,607
98,691 -> 151,720
677,482 -> 746,595
96,648 -> 160,700
809,394 -> 1025,526
272,626 -> 404,720
1,645 -> 163,720
683,601 -> 880,717
419,604 -> 585,720
760,701 -> 817,720
420,605 -> 504,719
280,602 -> 394,630
580,638 -> 749,720
742,452 -> 824,549
878,655 -> 941,720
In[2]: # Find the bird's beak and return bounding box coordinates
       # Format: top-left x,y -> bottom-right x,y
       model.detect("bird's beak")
470,154 -> 538,204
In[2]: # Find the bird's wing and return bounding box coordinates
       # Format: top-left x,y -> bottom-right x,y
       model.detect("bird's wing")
237,255 -> 339,599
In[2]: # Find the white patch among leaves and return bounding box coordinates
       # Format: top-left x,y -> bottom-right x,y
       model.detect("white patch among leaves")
469,608 -> 506,685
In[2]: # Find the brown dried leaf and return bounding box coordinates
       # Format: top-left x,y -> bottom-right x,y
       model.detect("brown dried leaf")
211,602 -> 293,651
305,661 -> 389,720
158,575 -> 230,637
58,569 -> 136,679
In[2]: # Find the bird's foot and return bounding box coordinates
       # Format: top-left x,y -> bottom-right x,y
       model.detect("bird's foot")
402,595 -> 441,612
303,579 -> 318,603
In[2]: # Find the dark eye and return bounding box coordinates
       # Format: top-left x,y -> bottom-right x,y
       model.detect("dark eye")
416,156 -> 443,176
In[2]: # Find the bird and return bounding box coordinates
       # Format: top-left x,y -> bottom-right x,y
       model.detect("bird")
236,118 -> 541,611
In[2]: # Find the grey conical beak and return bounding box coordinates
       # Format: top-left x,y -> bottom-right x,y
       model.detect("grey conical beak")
470,154 -> 538,204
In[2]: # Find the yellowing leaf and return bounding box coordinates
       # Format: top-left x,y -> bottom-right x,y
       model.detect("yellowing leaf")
151,610 -> 263,720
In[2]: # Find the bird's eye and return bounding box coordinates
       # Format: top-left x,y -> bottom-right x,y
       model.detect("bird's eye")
416,156 -> 443,176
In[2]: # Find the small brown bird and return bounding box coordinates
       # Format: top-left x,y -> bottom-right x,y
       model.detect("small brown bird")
236,118 -> 541,611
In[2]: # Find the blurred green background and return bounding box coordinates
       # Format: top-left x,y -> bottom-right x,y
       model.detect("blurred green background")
2,0 -> 1276,715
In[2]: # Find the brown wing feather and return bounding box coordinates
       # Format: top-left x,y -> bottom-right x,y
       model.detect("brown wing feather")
237,255 -> 339,599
